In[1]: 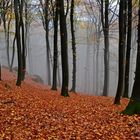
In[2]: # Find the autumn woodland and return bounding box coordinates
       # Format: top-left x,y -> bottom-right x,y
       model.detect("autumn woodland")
0,0 -> 140,139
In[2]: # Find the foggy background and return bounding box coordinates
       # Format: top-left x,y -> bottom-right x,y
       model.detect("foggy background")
0,20 -> 137,97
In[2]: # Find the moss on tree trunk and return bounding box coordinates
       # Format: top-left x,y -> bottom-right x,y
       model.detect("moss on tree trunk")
122,99 -> 140,115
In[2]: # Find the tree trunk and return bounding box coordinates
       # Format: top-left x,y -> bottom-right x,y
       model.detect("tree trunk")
25,0 -> 31,74
95,31 -> 101,95
114,0 -> 127,104
45,0 -> 51,85
14,0 -> 22,86
70,0 -> 76,93
10,35 -> 16,71
123,0 -> 132,98
101,0 -> 109,96
122,0 -> 140,115
6,18 -> 11,69
59,0 -> 69,96
52,0 -> 58,90
19,0 -> 26,81
9,1 -> 16,71
94,8 -> 102,94
1,1 -> 11,68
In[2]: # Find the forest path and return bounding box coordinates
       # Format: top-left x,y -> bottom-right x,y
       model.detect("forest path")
0,67 -> 140,140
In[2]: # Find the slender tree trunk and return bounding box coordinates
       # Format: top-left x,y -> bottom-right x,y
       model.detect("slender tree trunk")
14,0 -> 22,86
123,0 -> 132,98
19,0 -> 26,81
1,1 -> 12,69
1,2 -> 10,68
101,0 -> 109,96
114,0 -> 127,104
45,0 -> 51,85
10,35 -> 16,71
6,18 -> 11,69
52,0 -> 58,90
59,0 -> 69,96
57,59 -> 61,87
95,34 -> 101,94
25,0 -> 32,74
95,19 -> 102,94
85,29 -> 90,93
2,13 -> 10,68
70,0 -> 76,92
9,0 -> 15,71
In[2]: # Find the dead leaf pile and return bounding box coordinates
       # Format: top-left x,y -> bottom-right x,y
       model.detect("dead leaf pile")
0,68 -> 140,140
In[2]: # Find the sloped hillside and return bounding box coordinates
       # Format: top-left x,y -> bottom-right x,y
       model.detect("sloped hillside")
0,68 -> 140,140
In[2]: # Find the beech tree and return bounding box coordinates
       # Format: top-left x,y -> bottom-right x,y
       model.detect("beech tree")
123,0 -> 132,98
114,0 -> 127,104
51,0 -> 59,90
58,0 -> 69,96
20,0 -> 26,81
101,0 -> 109,96
14,0 -> 26,85
14,0 -> 22,86
70,0 -> 76,93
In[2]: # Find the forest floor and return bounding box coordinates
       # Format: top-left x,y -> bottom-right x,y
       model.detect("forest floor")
0,68 -> 140,140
